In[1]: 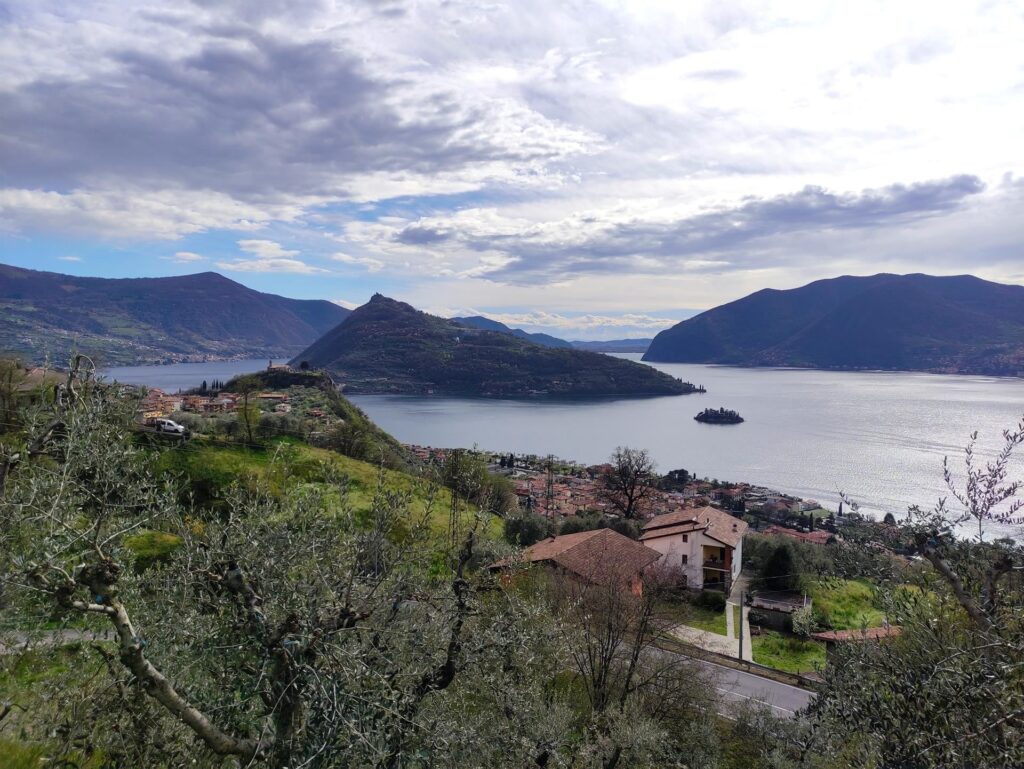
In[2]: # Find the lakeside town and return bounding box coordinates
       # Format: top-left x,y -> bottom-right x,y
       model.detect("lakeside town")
407,442 -> 840,545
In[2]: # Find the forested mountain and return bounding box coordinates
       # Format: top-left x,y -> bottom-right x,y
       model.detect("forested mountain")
450,315 -> 573,348
293,294 -> 698,397
644,273 -> 1024,376
0,263 -> 350,365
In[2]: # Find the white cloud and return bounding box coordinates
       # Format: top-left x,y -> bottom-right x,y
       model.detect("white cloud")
0,0 -> 1020,309
331,252 -> 384,273
238,240 -> 300,259
169,251 -> 204,263
481,311 -> 679,332
0,187 -> 300,240
216,239 -> 327,274
57,255 -> 81,262
215,257 -> 328,275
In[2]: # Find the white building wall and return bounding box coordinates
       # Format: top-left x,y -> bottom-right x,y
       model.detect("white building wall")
645,533 -> 701,587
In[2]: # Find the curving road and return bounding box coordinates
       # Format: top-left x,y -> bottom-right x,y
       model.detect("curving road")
696,656 -> 814,717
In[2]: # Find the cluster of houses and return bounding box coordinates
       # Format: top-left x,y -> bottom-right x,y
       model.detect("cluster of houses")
408,445 -> 850,600
137,388 -> 297,422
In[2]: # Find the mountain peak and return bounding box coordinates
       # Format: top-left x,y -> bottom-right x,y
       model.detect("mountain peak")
292,297 -> 697,397
0,262 -> 350,365
644,273 -> 1024,376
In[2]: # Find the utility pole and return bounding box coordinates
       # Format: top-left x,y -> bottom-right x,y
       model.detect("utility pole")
545,455 -> 556,518
737,590 -> 744,662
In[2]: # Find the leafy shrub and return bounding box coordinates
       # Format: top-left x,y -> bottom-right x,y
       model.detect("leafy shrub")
558,513 -> 640,540
696,590 -> 727,612
504,514 -> 551,546
791,605 -> 816,638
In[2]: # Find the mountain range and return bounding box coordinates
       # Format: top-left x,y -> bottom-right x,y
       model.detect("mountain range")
572,338 -> 653,353
293,294 -> 697,397
451,316 -> 573,348
0,264 -> 349,365
644,273 -> 1024,376
451,316 -> 655,353
6,263 -> 1021,380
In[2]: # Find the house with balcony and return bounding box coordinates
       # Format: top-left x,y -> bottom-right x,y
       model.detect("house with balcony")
640,506 -> 748,593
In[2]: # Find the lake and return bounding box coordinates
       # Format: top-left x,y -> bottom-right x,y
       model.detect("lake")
349,357 -> 1024,528
100,359 -> 268,391
101,355 -> 1024,529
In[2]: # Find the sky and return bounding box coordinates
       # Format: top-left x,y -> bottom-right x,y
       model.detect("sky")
0,0 -> 1022,340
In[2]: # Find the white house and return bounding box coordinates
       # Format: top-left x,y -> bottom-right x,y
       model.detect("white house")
640,506 -> 748,593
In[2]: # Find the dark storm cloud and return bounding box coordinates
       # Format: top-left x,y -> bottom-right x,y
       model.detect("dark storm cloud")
467,175 -> 987,281
0,24 -> 570,202
394,224 -> 453,245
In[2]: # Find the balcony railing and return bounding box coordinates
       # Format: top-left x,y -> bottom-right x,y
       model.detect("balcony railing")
702,559 -> 729,570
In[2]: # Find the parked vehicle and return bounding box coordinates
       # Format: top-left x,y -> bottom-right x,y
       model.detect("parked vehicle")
146,417 -> 188,435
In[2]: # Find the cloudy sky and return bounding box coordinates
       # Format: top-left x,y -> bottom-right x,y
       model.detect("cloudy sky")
0,0 -> 1021,339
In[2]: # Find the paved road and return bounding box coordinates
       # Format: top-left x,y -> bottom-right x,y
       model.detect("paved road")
694,656 -> 814,717
651,638 -> 814,718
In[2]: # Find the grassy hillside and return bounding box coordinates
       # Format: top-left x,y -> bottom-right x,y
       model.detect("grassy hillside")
220,369 -> 410,468
159,439 -> 484,530
125,434 -> 499,572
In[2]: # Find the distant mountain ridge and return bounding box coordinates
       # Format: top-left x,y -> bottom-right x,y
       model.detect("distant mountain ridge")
572,338 -> 653,353
644,273 -> 1024,376
451,315 -> 573,348
0,263 -> 350,365
294,294 -> 698,398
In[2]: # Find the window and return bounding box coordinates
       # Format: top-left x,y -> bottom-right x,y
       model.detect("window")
682,534 -> 688,543
681,555 -> 688,565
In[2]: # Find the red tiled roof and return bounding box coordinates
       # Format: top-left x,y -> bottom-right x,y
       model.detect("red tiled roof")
812,626 -> 901,643
643,509 -> 701,531
503,529 -> 661,585
643,506 -> 748,548
639,522 -> 703,542
699,507 -> 748,548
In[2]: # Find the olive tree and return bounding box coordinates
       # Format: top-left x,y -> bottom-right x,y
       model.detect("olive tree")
0,363 -> 574,768
808,419 -> 1024,768
549,565 -> 721,769
232,374 -> 262,445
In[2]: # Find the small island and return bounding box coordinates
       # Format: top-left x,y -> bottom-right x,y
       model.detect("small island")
694,407 -> 744,424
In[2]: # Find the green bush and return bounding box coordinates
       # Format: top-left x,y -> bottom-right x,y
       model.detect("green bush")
123,530 -> 183,571
504,514 -> 551,546
696,590 -> 727,612
557,513 -> 640,540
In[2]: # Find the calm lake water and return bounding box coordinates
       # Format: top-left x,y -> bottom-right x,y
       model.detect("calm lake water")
100,359 -> 268,391
101,355 -> 1024,529
349,356 -> 1024,527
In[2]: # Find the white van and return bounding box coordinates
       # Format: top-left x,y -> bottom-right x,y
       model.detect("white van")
151,418 -> 187,435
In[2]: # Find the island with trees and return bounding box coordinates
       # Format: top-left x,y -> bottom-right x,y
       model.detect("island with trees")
694,407 -> 745,424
